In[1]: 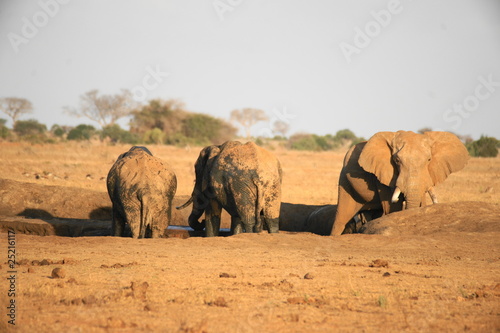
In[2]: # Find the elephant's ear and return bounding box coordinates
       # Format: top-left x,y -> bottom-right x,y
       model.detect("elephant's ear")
425,131 -> 470,185
201,146 -> 221,192
358,131 -> 397,187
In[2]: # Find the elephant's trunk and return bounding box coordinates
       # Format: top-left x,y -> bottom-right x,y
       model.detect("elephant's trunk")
405,187 -> 423,209
188,212 -> 206,231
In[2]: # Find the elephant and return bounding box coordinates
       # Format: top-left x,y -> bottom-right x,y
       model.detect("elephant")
177,141 -> 282,237
331,131 -> 469,235
107,146 -> 177,238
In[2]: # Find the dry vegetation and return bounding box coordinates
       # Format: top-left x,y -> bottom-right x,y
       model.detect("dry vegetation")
0,141 -> 499,332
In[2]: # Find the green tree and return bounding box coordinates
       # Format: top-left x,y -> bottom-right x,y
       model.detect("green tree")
0,118 -> 10,139
101,124 -> 139,144
466,136 -> 498,157
335,129 -> 357,141
67,124 -> 96,141
14,119 -> 47,136
143,128 -> 165,144
50,124 -> 66,137
130,99 -> 186,135
288,133 -> 320,151
131,99 -> 236,146
181,113 -> 236,145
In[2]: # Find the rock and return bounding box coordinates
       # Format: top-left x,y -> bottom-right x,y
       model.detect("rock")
370,259 -> 389,268
219,272 -> 236,278
304,273 -> 314,280
82,295 -> 97,305
131,281 -> 149,301
40,259 -> 51,265
208,297 -> 228,307
51,267 -> 66,279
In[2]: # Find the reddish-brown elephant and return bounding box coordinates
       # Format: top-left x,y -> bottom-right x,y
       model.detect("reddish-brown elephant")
331,131 -> 469,235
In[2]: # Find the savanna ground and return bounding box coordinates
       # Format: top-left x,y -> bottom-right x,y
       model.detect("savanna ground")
0,141 -> 499,332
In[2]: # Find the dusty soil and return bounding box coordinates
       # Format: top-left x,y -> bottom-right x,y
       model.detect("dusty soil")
0,142 -> 499,332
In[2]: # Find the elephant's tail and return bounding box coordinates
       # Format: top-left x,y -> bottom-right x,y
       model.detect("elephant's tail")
255,183 -> 265,230
139,195 -> 150,238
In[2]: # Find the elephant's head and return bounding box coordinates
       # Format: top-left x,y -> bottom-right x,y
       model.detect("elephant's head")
358,131 -> 469,209
177,145 -> 221,231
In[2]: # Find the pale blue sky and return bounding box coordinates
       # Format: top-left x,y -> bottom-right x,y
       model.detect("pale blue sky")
1,0 -> 499,139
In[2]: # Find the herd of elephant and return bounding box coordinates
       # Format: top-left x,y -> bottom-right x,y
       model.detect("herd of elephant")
106,130 -> 470,238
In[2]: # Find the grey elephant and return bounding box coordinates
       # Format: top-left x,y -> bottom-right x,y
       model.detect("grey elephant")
331,131 -> 469,235
107,146 -> 177,238
177,141 -> 282,237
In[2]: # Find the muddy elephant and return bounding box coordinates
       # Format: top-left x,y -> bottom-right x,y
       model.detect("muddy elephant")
331,131 -> 469,235
177,141 -> 282,237
107,146 -> 177,238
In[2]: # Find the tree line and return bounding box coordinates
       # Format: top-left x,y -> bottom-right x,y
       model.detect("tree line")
0,93 -> 498,157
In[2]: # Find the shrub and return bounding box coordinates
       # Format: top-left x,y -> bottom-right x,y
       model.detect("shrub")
287,129 -> 364,151
335,129 -> 357,141
50,124 -> 65,137
101,124 -> 139,144
143,128 -> 165,144
466,136 -> 499,157
14,119 -> 46,136
181,113 -> 236,145
130,99 -> 236,145
67,124 -> 96,141
289,133 -> 321,151
0,118 -> 9,139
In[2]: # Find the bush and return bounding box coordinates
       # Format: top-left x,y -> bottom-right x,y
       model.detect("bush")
67,124 -> 96,141
288,129 -> 364,151
143,128 -> 165,144
181,113 -> 236,145
335,129 -> 357,141
50,124 -> 65,137
14,119 -> 46,136
101,124 -> 139,144
130,99 -> 236,145
466,136 -> 499,157
289,134 -> 318,151
0,118 -> 9,139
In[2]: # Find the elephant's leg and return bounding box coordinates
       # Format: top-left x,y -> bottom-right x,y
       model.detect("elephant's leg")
151,214 -> 167,238
205,200 -> 222,237
231,216 -> 243,235
331,186 -> 364,236
240,214 -> 256,233
262,198 -> 280,234
124,209 -> 141,239
112,208 -> 125,237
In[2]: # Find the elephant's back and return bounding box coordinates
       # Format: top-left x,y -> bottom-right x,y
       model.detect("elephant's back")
111,152 -> 176,194
219,142 -> 279,172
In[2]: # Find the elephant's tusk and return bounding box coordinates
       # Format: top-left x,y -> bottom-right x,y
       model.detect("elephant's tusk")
391,187 -> 402,203
428,188 -> 438,204
176,196 -> 193,210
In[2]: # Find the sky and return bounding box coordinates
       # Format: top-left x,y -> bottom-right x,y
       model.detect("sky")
1,0 -> 499,140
